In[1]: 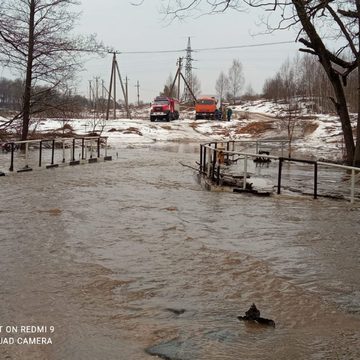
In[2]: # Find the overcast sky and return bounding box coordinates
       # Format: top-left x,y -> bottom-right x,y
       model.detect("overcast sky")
76,1 -> 300,103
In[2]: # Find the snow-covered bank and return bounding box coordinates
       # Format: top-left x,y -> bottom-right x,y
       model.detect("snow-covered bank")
1,100 -> 348,161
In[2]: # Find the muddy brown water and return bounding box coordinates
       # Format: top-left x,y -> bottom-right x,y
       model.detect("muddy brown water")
0,143 -> 359,359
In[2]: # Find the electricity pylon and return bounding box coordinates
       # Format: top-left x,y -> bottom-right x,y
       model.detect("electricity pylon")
183,37 -> 194,103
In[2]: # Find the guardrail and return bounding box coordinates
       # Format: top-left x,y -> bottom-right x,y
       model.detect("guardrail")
1,136 -> 111,174
199,140 -> 360,203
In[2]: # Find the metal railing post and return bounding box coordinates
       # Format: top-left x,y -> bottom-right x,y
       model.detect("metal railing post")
62,141 -> 66,163
81,138 -> 85,160
97,137 -> 100,158
314,162 -> 318,199
72,138 -> 76,161
351,169 -> 355,204
39,141 -> 42,167
51,139 -> 55,165
277,157 -> 283,194
25,142 -> 29,168
212,148 -> 216,182
243,155 -> 247,190
9,143 -> 14,171
203,146 -> 207,174
226,142 -> 230,163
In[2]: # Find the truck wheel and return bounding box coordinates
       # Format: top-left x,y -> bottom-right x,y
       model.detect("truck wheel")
166,114 -> 170,122
150,117 -> 155,122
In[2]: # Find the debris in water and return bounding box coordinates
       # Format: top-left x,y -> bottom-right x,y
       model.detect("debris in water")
165,308 -> 186,315
237,303 -> 275,327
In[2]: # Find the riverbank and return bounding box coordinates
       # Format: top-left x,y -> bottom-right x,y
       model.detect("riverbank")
1,99 -> 347,162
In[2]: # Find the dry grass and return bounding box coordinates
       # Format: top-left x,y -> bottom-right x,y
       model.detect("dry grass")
188,121 -> 200,130
160,125 -> 172,131
235,121 -> 274,135
303,121 -> 319,135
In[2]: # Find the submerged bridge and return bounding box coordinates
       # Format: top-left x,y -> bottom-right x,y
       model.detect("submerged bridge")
199,140 -> 360,204
0,136 -> 112,175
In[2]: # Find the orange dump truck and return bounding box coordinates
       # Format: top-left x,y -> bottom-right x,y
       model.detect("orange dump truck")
195,96 -> 218,120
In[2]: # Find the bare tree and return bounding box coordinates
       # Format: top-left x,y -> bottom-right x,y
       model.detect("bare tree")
161,73 -> 175,97
227,59 -> 245,104
279,58 -> 297,101
243,84 -> 255,97
278,103 -> 301,158
215,71 -> 229,105
0,0 -> 103,141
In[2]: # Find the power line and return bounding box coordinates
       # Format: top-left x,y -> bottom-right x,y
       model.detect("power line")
116,40 -> 295,55
194,40 -> 295,52
114,49 -> 185,54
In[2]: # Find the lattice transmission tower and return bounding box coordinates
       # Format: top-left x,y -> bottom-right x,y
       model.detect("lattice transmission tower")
183,37 -> 194,103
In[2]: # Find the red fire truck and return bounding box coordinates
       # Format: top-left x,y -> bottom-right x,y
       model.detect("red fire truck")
150,96 -> 180,122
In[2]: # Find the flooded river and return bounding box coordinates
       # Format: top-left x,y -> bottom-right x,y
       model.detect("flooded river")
0,144 -> 359,359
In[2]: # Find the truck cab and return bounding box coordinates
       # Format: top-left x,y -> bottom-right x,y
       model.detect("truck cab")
150,96 -> 180,122
195,96 -> 218,120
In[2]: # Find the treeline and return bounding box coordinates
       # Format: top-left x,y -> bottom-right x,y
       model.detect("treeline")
0,77 -> 90,117
262,54 -> 358,114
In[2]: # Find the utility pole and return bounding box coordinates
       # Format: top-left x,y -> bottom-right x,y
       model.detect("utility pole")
135,80 -> 140,106
95,76 -> 100,113
106,52 -> 131,120
125,76 -> 129,118
88,80 -> 93,109
177,57 -> 182,100
169,57 -> 196,103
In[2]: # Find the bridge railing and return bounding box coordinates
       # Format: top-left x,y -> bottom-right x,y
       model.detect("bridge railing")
1,136 -> 111,174
200,140 -> 360,203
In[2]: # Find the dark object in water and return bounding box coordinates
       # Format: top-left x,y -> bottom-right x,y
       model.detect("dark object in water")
254,150 -> 271,165
237,303 -> 275,327
165,308 -> 186,315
